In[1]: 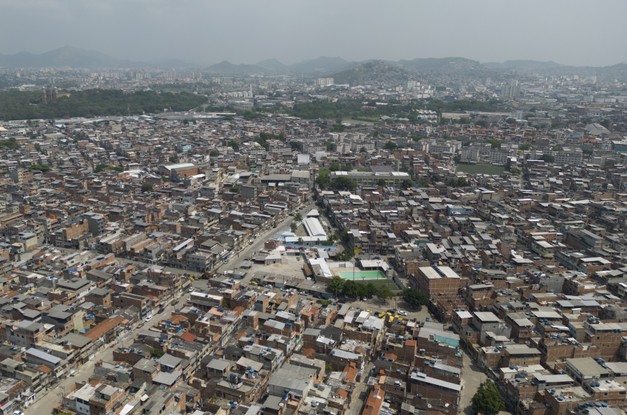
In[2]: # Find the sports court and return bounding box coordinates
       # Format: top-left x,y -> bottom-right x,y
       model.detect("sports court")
337,270 -> 386,280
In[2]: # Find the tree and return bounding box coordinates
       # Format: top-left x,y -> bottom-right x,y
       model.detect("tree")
150,348 -> 165,358
289,141 -> 304,152
487,139 -> 501,149
29,163 -> 50,172
141,182 -> 154,193
326,276 -> 345,297
210,149 -> 220,157
294,213 -> 303,222
383,141 -> 397,150
376,286 -> 393,302
316,168 -> 331,189
290,222 -> 298,233
329,177 -> 355,191
401,288 -> 427,310
540,154 -> 555,163
228,140 -> 240,151
472,381 -> 505,415
400,179 -> 413,190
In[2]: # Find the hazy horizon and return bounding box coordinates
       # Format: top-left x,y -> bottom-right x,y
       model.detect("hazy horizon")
2,0 -> 626,67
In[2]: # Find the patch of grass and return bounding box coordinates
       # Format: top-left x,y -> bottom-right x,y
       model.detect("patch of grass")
456,163 -> 505,175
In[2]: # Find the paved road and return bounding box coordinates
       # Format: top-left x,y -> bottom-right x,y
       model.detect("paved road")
216,202 -> 316,274
459,349 -> 487,415
25,203 -> 315,415
25,299 -> 179,415
346,362 -> 374,415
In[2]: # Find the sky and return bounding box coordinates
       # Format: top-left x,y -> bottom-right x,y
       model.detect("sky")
1,0 -> 626,66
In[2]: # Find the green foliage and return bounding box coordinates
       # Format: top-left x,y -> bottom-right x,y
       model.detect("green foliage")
336,248 -> 355,261
472,381 -> 505,415
329,176 -> 356,192
0,89 -> 206,120
326,276 -> 345,296
510,167 -> 521,176
426,99 -> 501,113
210,149 -> 220,157
141,182 -> 154,193
518,143 -> 531,150
383,141 -> 397,150
150,348 -> 165,358
376,286 -> 394,301
329,162 -> 351,171
327,275 -> 377,299
401,179 -> 414,189
228,139 -> 239,151
230,186 -> 240,193
238,110 -> 262,120
487,139 -> 501,149
289,141 -> 304,152
0,137 -> 19,149
34,143 -> 42,152
256,132 -> 285,150
540,154 -> 555,163
445,177 -> 469,188
316,168 -> 331,189
401,288 -> 427,310
331,124 -> 346,132
95,163 -> 123,173
289,98 -> 501,122
29,163 -> 50,172
325,142 -> 337,152
294,213 -> 303,222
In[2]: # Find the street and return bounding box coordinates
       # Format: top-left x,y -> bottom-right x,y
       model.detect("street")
25,299 -> 179,415
459,349 -> 487,415
216,202 -> 316,273
24,203 -> 315,415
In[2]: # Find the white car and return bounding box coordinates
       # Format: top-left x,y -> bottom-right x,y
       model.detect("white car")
397,310 -> 408,316
145,314 -> 153,322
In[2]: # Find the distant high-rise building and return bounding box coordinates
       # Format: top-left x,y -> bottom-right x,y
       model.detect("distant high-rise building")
500,80 -> 520,99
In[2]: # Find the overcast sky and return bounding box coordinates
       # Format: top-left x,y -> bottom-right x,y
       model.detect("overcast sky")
1,0 -> 626,66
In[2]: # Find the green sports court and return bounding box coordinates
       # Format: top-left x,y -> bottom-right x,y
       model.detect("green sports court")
338,270 -> 386,280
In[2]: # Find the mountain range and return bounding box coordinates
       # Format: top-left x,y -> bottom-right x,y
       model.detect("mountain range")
1,46 -> 626,82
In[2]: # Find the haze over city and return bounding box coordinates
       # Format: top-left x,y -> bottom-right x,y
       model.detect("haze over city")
2,0 -> 627,66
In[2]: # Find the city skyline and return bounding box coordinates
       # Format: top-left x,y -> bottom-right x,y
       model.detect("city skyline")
1,0 -> 626,67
